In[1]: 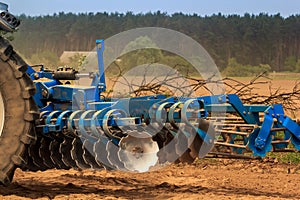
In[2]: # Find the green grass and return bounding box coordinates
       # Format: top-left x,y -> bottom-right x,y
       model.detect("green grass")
267,152 -> 300,164
268,72 -> 300,80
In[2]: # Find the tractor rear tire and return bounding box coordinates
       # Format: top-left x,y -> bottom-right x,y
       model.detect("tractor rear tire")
0,37 -> 38,185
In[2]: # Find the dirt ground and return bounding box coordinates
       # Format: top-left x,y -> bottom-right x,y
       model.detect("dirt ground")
1,159 -> 300,200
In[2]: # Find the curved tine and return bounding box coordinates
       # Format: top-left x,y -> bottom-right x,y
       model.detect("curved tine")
78,110 -> 96,138
45,110 -> 62,125
102,109 -> 127,138
90,108 -> 110,137
67,110 -> 85,132
55,110 -> 73,131
168,102 -> 183,130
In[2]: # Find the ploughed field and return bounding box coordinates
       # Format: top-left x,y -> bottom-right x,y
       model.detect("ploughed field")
1,159 -> 300,200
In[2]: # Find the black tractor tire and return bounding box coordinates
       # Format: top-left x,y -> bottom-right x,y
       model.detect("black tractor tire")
0,37 -> 39,185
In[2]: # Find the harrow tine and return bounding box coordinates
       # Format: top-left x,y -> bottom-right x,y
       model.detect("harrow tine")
206,152 -> 256,159
214,142 -> 247,149
215,129 -> 249,136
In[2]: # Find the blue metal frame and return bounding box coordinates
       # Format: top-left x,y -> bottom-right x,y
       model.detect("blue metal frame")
25,39 -> 300,158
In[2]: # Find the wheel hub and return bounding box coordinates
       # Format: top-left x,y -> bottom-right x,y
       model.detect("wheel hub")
0,90 -> 4,137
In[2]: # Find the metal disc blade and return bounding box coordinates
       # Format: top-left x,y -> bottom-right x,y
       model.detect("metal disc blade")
82,139 -> 103,170
94,138 -> 114,170
189,134 -> 203,159
118,135 -> 159,172
60,136 -> 78,169
106,141 -> 127,171
28,137 -> 49,171
39,137 -> 56,169
70,137 -> 91,170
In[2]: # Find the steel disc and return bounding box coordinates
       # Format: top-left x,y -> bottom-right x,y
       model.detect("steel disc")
118,135 -> 159,172
28,137 -> 49,171
70,137 -> 91,170
49,136 -> 70,170
39,137 -> 56,169
157,129 -> 180,164
175,128 -> 195,164
189,133 -> 203,159
106,141 -> 127,171
60,136 -> 78,169
82,138 -> 103,170
94,137 -> 114,170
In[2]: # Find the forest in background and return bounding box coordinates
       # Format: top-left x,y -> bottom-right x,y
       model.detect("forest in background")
7,12 -> 300,73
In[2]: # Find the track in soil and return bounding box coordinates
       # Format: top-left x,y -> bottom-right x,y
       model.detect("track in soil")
0,159 -> 300,200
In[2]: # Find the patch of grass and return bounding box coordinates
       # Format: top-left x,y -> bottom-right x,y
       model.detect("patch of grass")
281,152 -> 300,164
269,72 -> 300,80
267,152 -> 300,164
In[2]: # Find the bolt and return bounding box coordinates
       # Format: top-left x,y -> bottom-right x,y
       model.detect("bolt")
42,89 -> 48,98
34,73 -> 39,79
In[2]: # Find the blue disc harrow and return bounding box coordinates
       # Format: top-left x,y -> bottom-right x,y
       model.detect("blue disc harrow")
0,2 -> 299,185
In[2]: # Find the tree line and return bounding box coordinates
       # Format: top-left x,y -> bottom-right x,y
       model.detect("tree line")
10,12 -> 300,72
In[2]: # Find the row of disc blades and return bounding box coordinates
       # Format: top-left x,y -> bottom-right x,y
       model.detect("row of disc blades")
20,119 -> 208,172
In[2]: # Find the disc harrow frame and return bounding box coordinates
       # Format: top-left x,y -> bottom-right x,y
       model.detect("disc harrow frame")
12,40 -> 300,175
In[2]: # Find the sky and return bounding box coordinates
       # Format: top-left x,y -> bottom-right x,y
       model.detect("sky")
3,0 -> 300,17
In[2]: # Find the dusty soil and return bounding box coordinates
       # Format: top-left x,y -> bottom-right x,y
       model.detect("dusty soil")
1,159 -> 300,200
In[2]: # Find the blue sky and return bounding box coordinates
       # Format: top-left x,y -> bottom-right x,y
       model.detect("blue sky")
4,0 -> 300,17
